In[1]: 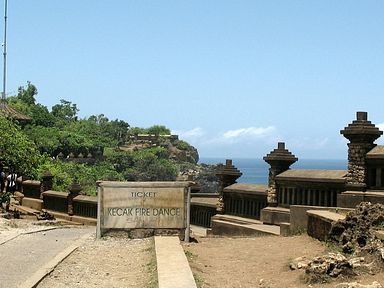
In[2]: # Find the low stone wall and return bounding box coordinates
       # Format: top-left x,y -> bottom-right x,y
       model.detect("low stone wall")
290,205 -> 352,234
20,179 -> 219,228
337,191 -> 384,208
307,210 -> 345,241
19,176 -> 99,222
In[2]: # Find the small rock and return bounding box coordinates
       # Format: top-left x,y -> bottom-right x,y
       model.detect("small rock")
289,256 -> 311,270
335,281 -> 383,288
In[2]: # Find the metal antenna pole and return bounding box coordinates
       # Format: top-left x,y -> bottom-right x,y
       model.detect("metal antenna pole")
2,0 -> 7,107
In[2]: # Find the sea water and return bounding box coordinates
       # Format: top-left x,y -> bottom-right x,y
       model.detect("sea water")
199,158 -> 347,185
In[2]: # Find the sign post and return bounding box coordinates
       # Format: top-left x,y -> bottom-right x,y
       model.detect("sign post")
97,181 -> 192,240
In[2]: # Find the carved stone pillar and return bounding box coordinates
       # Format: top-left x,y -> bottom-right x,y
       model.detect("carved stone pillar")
68,181 -> 82,216
340,111 -> 382,191
263,142 -> 297,207
215,159 -> 242,214
40,171 -> 53,198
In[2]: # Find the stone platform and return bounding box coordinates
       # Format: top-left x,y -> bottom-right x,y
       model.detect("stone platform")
260,206 -> 290,225
210,214 -> 280,237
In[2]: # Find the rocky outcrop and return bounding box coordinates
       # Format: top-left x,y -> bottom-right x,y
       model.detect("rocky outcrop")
291,202 -> 384,284
168,144 -> 199,164
121,135 -> 199,164
178,163 -> 218,193
290,253 -> 376,283
329,202 -> 384,256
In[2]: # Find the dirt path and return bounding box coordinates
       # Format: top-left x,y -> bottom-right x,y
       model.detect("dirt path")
37,233 -> 157,288
184,235 -> 384,288
0,216 -> 157,288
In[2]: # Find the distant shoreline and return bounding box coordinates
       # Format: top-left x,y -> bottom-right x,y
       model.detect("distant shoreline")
199,157 -> 348,185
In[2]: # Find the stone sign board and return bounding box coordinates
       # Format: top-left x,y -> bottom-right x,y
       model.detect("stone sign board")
96,181 -> 192,239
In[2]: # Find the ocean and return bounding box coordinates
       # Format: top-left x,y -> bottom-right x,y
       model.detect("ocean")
199,158 -> 348,185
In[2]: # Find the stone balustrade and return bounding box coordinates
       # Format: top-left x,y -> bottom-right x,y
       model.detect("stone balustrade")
277,186 -> 341,207
223,183 -> 268,219
275,170 -> 347,208
190,193 -> 218,227
21,180 -> 41,199
73,195 -> 97,218
21,178 -> 218,225
42,191 -> 68,213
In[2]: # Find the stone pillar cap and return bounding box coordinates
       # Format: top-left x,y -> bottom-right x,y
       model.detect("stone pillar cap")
340,111 -> 382,141
215,159 -> 242,177
69,181 -> 82,194
42,170 -> 53,178
263,142 -> 298,165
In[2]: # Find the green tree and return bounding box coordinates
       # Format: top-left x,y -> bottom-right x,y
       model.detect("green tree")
29,104 -> 55,126
52,99 -> 79,125
146,125 -> 171,135
35,160 -> 124,196
23,126 -> 61,155
0,116 -> 42,177
129,127 -> 146,135
7,82 -> 55,126
104,149 -> 134,173
123,147 -> 176,181
17,81 -> 37,105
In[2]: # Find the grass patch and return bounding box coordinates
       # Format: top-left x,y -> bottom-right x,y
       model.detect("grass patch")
193,272 -> 204,288
184,250 -> 197,261
184,250 -> 205,287
146,238 -> 158,288
324,240 -> 344,254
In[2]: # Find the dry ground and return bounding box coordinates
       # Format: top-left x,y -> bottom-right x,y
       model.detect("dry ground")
3,214 -> 384,288
184,235 -> 384,288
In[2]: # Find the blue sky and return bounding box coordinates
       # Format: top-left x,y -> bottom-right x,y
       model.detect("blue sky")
4,1 -> 384,159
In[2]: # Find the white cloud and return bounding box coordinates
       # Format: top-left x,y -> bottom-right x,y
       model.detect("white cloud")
286,137 -> 330,151
175,126 -> 278,145
203,126 -> 280,146
223,126 -> 276,139
288,136 -> 329,150
172,127 -> 205,142
173,125 -> 281,157
377,123 -> 384,132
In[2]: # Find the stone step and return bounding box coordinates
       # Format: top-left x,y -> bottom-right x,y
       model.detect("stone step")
11,203 -> 40,216
11,204 -> 97,226
365,190 -> 384,195
210,214 -> 280,237
190,225 -> 209,237
260,206 -> 290,225
213,214 -> 264,225
21,197 -> 43,211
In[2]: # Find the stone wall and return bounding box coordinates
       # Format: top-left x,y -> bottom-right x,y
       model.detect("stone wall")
346,143 -> 374,184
